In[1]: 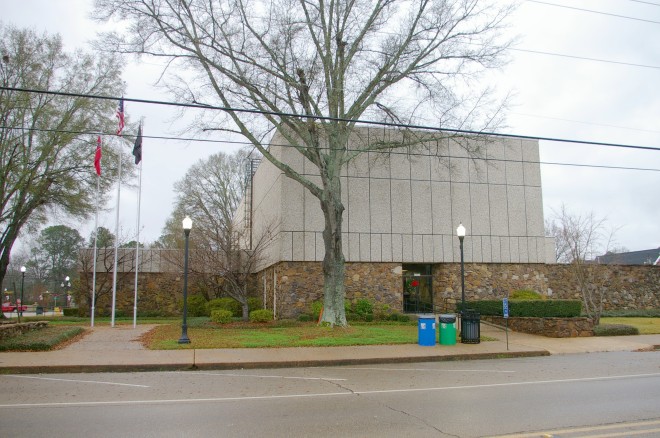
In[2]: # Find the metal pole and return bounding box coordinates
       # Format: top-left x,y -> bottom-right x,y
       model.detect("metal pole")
91,170 -> 100,327
133,158 -> 143,328
111,151 -> 122,328
459,236 -> 465,310
20,270 -> 25,322
178,228 -> 191,344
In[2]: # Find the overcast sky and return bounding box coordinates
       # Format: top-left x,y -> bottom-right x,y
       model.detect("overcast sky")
4,0 -> 660,254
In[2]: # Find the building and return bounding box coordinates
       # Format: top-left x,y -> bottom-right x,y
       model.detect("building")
593,248 -> 660,266
236,128 -> 557,318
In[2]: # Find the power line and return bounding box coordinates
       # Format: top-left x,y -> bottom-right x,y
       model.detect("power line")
528,0 -> 660,24
510,47 -> 660,70
1,85 -> 659,153
3,124 -> 659,174
627,0 -> 660,7
511,113 -> 660,135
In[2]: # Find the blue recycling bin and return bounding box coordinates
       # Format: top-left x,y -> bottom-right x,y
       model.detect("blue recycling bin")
417,314 -> 436,346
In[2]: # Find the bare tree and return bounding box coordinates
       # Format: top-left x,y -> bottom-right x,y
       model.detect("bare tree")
159,149 -> 266,319
194,223 -> 274,320
95,0 -> 513,325
78,247 -> 138,317
546,204 -> 619,325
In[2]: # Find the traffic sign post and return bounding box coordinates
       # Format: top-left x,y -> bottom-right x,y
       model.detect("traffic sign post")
503,298 -> 509,350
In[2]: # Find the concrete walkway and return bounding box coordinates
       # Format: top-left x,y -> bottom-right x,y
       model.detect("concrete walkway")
0,323 -> 658,374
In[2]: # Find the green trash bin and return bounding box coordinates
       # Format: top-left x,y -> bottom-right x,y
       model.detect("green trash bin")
439,314 -> 457,345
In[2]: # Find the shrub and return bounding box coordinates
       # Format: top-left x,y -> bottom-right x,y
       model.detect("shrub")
63,308 -> 80,317
247,297 -> 263,311
249,309 -> 274,323
388,313 -> 400,321
460,300 -> 582,318
310,301 -> 323,319
210,309 -> 233,324
374,304 -> 391,321
510,289 -> 544,300
208,298 -> 242,317
185,295 -> 209,317
594,324 -> 639,336
298,313 -> 313,322
137,310 -> 166,318
354,299 -> 374,317
396,313 -> 411,322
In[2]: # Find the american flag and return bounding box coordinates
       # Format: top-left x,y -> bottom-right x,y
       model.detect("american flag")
116,98 -> 125,136
94,136 -> 102,176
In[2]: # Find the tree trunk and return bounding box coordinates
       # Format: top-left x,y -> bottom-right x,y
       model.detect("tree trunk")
319,175 -> 347,327
240,296 -> 249,322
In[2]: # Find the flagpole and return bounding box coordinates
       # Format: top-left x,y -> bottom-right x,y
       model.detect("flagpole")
133,122 -> 143,328
111,147 -> 122,328
91,135 -> 103,327
91,164 -> 100,328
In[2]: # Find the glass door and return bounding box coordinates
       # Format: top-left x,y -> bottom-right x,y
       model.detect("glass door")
402,264 -> 433,313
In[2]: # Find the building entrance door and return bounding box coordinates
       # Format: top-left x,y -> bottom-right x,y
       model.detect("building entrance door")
402,264 -> 433,313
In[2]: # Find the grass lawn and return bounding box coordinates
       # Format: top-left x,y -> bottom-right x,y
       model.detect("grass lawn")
600,317 -> 660,335
143,322 -> 423,349
0,326 -> 84,351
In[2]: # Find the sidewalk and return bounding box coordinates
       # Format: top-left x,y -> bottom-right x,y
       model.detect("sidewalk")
0,323 -> 658,374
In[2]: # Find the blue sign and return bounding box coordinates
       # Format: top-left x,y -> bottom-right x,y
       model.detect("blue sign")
503,298 -> 509,319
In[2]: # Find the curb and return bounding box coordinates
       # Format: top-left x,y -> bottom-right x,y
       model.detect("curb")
0,349 -> 550,374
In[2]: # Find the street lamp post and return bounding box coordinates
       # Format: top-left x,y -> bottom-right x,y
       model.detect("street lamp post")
456,223 -> 466,311
61,276 -> 71,311
19,266 -> 26,322
178,216 -> 192,344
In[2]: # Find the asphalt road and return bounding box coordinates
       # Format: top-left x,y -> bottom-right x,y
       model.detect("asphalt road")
1,351 -> 659,437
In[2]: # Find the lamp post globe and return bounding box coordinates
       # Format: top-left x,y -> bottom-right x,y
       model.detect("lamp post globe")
179,216 -> 192,344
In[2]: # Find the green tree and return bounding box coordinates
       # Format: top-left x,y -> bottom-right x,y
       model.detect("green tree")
0,25 -> 129,291
96,0 -> 512,326
31,225 -> 84,284
89,227 -> 116,248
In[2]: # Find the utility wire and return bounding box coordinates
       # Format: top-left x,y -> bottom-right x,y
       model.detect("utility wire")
2,85 -> 659,153
627,0 -> 660,7
528,0 -> 660,24
3,124 -> 659,173
511,113 -> 660,135
510,47 -> 660,70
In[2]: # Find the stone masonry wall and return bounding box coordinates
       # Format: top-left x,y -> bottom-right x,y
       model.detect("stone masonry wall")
77,261 -> 658,318
483,316 -> 595,337
256,262 -> 402,319
433,263 -> 659,310
254,262 -> 658,318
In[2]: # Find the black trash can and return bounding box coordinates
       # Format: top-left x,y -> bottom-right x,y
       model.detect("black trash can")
461,310 -> 480,344
36,306 -> 44,315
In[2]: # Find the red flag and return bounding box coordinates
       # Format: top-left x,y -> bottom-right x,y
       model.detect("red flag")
94,136 -> 102,176
116,98 -> 125,136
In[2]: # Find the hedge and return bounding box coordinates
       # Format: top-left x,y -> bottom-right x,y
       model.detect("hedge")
459,300 -> 582,317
